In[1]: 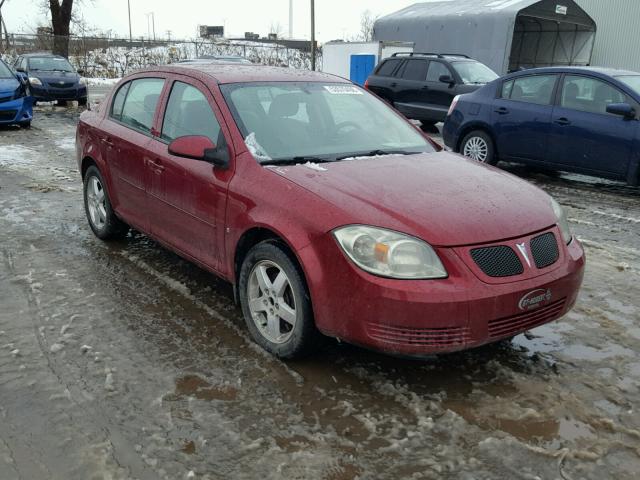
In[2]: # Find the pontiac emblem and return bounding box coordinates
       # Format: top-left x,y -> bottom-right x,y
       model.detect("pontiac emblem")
516,242 -> 531,268
518,289 -> 552,311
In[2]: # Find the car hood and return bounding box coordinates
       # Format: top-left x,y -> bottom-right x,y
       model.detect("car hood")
268,151 -> 557,247
30,71 -> 79,83
0,77 -> 19,94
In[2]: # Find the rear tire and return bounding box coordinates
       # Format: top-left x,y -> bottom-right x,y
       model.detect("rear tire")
238,241 -> 320,359
460,130 -> 496,165
83,165 -> 128,240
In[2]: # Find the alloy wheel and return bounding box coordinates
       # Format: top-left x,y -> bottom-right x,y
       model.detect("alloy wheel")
86,175 -> 107,230
247,260 -> 297,344
463,136 -> 489,162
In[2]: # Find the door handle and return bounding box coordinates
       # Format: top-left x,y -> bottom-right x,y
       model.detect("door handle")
100,137 -> 114,147
390,82 -> 397,88
146,158 -> 165,172
554,117 -> 571,126
494,107 -> 509,115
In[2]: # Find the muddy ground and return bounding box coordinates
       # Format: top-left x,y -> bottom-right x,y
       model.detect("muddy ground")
0,103 -> 639,480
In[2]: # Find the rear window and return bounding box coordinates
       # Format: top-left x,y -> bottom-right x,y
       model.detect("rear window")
401,60 -> 428,81
376,59 -> 401,77
501,75 -> 557,105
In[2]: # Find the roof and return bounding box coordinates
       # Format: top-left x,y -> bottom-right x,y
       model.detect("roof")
22,52 -> 64,58
508,66 -> 640,76
137,64 -> 348,85
379,0 -> 543,19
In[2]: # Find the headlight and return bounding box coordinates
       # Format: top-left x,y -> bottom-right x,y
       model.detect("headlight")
550,197 -> 572,244
333,225 -> 447,279
28,77 -> 42,86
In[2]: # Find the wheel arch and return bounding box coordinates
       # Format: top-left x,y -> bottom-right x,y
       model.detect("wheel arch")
232,226 -> 309,305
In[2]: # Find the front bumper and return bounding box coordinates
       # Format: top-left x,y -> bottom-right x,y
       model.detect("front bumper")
0,96 -> 33,125
31,84 -> 87,102
301,229 -> 585,356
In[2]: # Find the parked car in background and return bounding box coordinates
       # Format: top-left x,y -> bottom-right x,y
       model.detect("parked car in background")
365,53 -> 498,130
444,67 -> 640,186
0,57 -> 33,128
76,64 -> 584,360
14,53 -> 88,105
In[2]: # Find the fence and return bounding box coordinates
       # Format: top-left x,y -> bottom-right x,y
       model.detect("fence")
0,33 -> 322,78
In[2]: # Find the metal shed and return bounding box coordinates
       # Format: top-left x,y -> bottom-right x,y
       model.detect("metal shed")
373,0 -> 597,74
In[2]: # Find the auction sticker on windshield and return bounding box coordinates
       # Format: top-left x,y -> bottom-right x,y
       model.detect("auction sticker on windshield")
324,85 -> 363,95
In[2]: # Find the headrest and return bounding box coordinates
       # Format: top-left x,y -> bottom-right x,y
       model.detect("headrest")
268,93 -> 301,118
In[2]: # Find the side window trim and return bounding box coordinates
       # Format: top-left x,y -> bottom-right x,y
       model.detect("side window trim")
558,73 -> 632,116
497,74 -> 559,106
156,75 -> 232,154
108,76 -> 166,137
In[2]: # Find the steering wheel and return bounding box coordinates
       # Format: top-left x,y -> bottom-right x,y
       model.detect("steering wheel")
333,121 -> 363,135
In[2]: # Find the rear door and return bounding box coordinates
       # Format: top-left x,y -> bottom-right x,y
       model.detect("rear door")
547,74 -> 637,177
101,76 -> 165,232
423,60 -> 457,121
144,76 -> 234,271
393,58 -> 430,120
491,74 -> 558,162
366,57 -> 403,104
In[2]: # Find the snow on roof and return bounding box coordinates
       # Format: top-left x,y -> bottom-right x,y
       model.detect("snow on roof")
378,0 -> 544,19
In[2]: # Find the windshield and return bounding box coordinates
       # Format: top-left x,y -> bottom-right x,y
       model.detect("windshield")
28,56 -> 75,72
221,82 -> 434,163
615,75 -> 640,93
452,61 -> 499,85
0,60 -> 14,79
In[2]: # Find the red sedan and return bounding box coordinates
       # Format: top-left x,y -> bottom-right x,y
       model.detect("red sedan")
76,64 -> 585,358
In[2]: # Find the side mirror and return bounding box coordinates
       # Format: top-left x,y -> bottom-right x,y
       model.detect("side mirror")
439,75 -> 455,85
606,102 -> 636,119
168,135 -> 229,169
16,67 -> 26,73
77,69 -> 85,76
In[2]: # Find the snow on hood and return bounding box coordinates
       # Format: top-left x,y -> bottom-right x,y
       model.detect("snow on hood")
267,151 -> 558,247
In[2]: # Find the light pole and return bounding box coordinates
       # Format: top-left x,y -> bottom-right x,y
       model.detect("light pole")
310,0 -> 316,71
145,12 -> 155,41
127,0 -> 132,43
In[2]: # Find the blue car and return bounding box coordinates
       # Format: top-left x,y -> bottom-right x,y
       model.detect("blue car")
14,53 -> 87,106
0,58 -> 33,128
443,67 -> 640,186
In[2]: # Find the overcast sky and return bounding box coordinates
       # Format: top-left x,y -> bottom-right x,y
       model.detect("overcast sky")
3,0 -> 418,42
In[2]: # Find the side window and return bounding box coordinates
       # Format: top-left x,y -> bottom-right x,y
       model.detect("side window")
120,78 -> 165,134
110,82 -> 131,121
161,81 -> 222,145
561,75 -> 627,115
376,59 -> 401,77
426,61 -> 450,82
401,60 -> 428,81
501,75 -> 557,105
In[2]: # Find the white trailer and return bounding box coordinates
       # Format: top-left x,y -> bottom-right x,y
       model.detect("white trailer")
321,41 -> 414,84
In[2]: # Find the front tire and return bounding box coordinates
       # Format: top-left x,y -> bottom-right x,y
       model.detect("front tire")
78,97 -> 88,107
19,120 -> 31,129
83,165 -> 128,240
238,241 -> 319,359
460,130 -> 496,165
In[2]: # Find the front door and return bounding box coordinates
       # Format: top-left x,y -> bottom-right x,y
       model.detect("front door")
145,78 -> 232,271
547,74 -> 637,178
491,74 -> 558,162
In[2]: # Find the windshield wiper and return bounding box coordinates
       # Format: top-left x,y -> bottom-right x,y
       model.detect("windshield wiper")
336,150 -> 417,161
262,156 -> 335,166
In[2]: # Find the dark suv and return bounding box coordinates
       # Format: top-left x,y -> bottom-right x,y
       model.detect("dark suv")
14,53 -> 87,105
365,53 -> 498,129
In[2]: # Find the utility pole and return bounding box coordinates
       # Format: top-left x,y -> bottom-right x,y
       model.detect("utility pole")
289,0 -> 293,39
310,0 -> 316,71
151,12 -> 155,41
127,0 -> 132,43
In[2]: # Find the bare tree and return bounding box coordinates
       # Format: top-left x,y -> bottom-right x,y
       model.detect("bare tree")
358,10 -> 378,42
46,0 -> 74,56
0,0 -> 10,51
